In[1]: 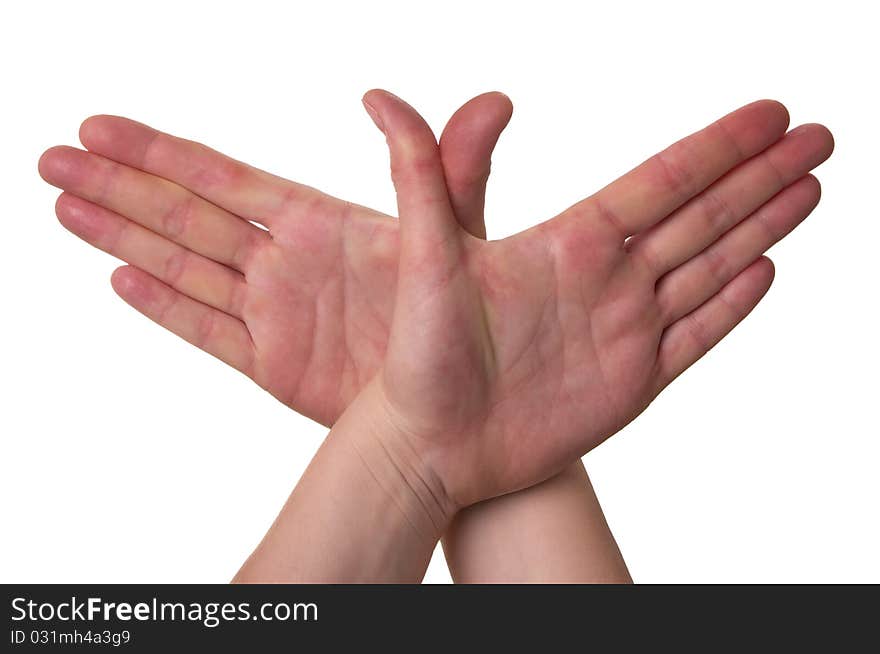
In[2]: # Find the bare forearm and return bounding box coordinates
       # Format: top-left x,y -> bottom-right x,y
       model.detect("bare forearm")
442,461 -> 630,583
233,381 -> 447,583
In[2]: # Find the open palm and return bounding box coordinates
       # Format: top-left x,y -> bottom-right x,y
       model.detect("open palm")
38,94 -> 512,426
362,90 -> 833,506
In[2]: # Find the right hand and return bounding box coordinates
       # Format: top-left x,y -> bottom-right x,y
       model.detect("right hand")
38,92 -> 514,426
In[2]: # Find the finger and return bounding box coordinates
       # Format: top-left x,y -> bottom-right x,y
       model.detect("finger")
78,115 -> 327,227
39,146 -> 267,271
439,92 -> 514,238
566,100 -> 791,237
111,266 -> 255,376
655,256 -> 775,392
658,175 -> 820,323
362,89 -> 461,262
630,124 -> 833,276
56,193 -> 246,318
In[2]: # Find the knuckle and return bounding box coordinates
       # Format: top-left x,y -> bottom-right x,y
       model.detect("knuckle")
162,194 -> 196,238
753,209 -> 781,242
685,313 -> 713,356
155,288 -> 179,323
698,189 -> 736,234
227,279 -> 247,316
272,185 -> 302,219
163,249 -> 189,285
232,232 -> 263,272
761,153 -> 786,188
702,246 -> 730,286
94,157 -> 121,204
712,118 -> 745,161
628,238 -> 665,277
390,151 -> 441,185
195,309 -> 216,347
191,144 -> 244,189
654,144 -> 697,197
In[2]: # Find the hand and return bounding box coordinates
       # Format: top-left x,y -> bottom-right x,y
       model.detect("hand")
38,93 -> 513,426
360,90 -> 833,510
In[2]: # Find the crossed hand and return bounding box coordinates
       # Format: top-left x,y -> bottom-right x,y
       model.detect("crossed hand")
39,91 -> 832,519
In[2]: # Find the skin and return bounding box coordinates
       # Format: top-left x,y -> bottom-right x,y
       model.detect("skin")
38,95 -> 514,425
234,90 -> 833,582
357,90 -> 833,512
41,88 -> 830,584
233,384 -> 450,582
39,93 -> 628,582
442,463 -> 630,582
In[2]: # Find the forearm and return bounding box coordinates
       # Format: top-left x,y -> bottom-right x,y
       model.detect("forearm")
233,380 -> 449,583
442,461 -> 631,583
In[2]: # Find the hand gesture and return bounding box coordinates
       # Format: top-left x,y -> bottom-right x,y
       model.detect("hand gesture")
39,94 -> 513,425
360,90 -> 832,508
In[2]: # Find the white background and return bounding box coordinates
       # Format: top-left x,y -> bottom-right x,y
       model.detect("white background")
2,0 -> 877,583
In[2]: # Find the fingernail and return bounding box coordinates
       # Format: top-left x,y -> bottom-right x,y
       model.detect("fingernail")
362,99 -> 385,133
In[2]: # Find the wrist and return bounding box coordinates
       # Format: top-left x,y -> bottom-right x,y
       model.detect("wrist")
341,377 -> 459,545
234,377 -> 456,583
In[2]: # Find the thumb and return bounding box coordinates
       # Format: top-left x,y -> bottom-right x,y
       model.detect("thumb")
439,92 -> 513,239
362,89 -> 460,262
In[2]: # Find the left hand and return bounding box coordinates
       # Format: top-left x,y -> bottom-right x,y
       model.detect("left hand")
360,90 -> 833,511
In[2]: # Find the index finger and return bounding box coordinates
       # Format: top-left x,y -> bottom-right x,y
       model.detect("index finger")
566,100 -> 791,237
78,115 -> 327,227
